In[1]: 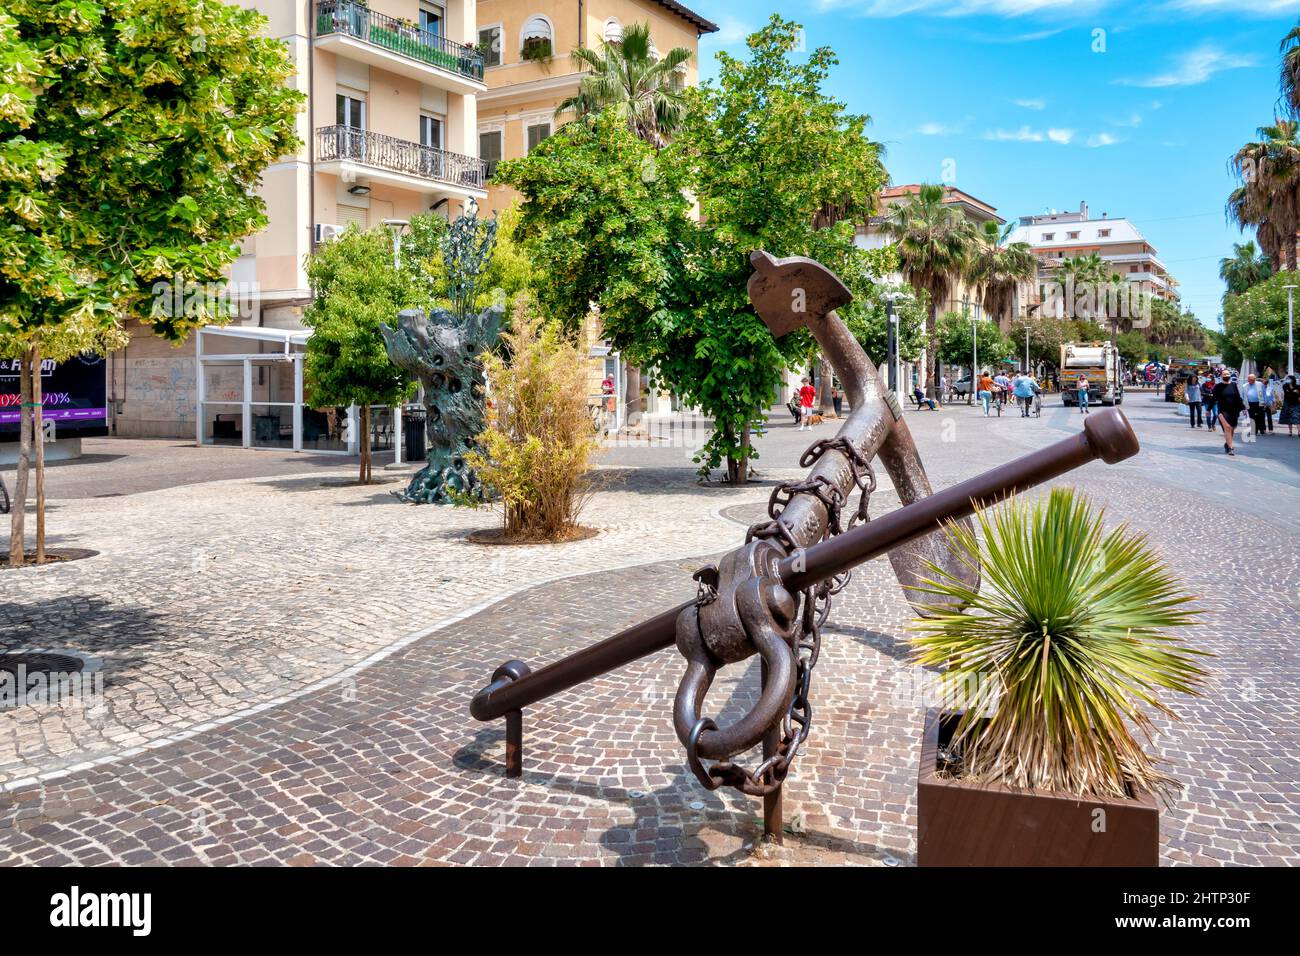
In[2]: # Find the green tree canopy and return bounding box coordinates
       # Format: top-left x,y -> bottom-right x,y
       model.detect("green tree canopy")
1221,269 -> 1298,371
0,0 -> 303,342
303,227 -> 418,484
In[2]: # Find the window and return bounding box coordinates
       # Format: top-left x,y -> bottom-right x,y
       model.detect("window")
419,3 -> 442,37
1098,228 -> 1111,238
603,18 -> 623,43
336,93 -> 365,129
420,114 -> 443,150
1042,232 -> 1054,241
521,15 -> 553,60
526,121 -> 552,153
478,24 -> 502,67
479,129 -> 503,178
1066,231 -> 1079,240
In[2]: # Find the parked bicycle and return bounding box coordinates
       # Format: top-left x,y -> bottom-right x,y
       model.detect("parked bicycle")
0,474 -> 9,515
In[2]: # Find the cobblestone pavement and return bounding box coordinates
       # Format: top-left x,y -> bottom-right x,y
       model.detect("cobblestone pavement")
0,393 -> 1296,865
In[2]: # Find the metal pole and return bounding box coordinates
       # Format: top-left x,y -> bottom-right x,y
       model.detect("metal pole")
886,299 -> 898,394
385,220 -> 410,465
1286,285 -> 1296,377
971,316 -> 978,406
760,658 -> 782,844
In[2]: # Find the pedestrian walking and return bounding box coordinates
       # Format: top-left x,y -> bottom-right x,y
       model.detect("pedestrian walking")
977,370 -> 994,416
1203,374 -> 1218,431
1076,373 -> 1090,414
798,377 -> 816,431
1242,373 -> 1268,438
1264,375 -> 1280,434
1185,375 -> 1203,428
1280,374 -> 1300,437
1012,371 -> 1036,417
1215,370 -> 1245,456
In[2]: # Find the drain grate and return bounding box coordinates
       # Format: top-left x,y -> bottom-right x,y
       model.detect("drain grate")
0,652 -> 86,678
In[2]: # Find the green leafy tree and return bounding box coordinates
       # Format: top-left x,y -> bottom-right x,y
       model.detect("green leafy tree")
0,0 -> 301,564
303,228 -> 418,485
936,311 -> 1015,376
1221,270 -> 1297,371
556,21 -> 693,148
664,15 -> 887,480
843,284 -> 929,370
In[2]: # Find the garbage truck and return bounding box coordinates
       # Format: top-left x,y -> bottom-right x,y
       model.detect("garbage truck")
1060,342 -> 1123,406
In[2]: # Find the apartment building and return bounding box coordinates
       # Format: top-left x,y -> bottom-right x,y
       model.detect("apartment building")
111,0 -> 488,442
475,0 -> 718,216
108,0 -> 716,444
856,184 -> 1006,316
1006,201 -> 1181,306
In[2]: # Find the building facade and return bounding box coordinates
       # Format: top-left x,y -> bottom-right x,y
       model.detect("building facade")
1006,201 -> 1181,308
475,0 -> 717,216
109,0 -> 716,442
855,184 -> 1006,318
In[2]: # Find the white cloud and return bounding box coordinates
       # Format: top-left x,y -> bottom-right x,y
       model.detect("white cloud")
985,125 -> 1044,142
1116,45 -> 1256,88
1087,132 -> 1122,147
983,125 -> 1075,144
914,121 -> 964,136
703,14 -> 754,46
1014,97 -> 1046,110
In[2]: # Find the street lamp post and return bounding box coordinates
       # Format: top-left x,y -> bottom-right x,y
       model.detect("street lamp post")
884,292 -> 909,394
1284,284 -> 1297,378
383,218 -> 410,466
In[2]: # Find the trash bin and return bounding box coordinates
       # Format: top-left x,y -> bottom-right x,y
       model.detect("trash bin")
403,409 -> 427,461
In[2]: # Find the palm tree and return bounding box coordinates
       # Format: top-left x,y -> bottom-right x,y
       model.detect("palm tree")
555,22 -> 693,149
1219,241 -> 1273,297
1280,24 -> 1300,118
1053,253 -> 1128,345
883,184 -> 978,393
967,220 -> 1036,331
1228,120 -> 1300,271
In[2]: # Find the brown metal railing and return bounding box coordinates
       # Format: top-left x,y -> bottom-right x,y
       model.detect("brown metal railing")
316,126 -> 487,190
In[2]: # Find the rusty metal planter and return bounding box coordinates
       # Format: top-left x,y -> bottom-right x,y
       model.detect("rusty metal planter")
917,709 -> 1159,867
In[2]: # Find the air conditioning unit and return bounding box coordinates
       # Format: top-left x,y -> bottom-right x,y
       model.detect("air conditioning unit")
314,223 -> 344,244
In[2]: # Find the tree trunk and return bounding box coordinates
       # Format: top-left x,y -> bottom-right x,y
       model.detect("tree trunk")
8,349 -> 33,566
624,364 -> 641,428
33,343 -> 45,564
359,405 -> 371,484
1289,239 -> 1297,272
736,424 -> 750,484
924,303 -> 938,397
816,354 -> 833,415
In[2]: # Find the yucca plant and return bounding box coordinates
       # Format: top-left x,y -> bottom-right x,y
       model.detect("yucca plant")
910,488 -> 1208,803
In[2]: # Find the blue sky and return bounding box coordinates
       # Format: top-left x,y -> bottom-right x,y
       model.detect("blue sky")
685,0 -> 1300,331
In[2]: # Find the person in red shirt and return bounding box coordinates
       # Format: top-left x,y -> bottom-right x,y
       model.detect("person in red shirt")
798,377 -> 817,430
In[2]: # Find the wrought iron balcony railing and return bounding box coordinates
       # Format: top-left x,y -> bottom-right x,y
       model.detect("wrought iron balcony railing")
315,1 -> 485,82
316,126 -> 487,191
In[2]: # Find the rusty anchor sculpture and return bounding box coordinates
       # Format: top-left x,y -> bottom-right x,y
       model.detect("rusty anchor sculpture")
470,251 -> 1142,842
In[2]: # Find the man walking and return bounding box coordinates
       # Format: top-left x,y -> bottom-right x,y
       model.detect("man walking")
1012,371 -> 1036,417
1185,375 -> 1202,428
1243,373 -> 1267,438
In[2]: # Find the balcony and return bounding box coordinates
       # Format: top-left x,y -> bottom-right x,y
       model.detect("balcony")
316,126 -> 487,198
315,1 -> 485,94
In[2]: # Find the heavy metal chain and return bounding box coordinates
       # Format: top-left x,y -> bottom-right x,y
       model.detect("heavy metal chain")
686,437 -> 877,796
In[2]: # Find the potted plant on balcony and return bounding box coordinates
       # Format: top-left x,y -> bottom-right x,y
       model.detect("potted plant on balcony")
909,487 -> 1207,866
521,36 -> 552,63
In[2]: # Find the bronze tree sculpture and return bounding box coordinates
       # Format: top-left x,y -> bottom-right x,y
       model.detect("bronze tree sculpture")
381,203 -> 502,504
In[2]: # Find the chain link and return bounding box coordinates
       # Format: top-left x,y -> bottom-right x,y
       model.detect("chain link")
685,435 -> 877,796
